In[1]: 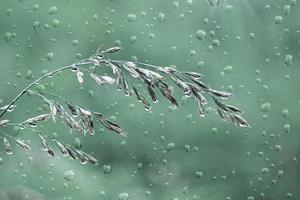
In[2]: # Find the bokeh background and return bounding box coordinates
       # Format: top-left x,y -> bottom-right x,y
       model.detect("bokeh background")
0,0 -> 300,199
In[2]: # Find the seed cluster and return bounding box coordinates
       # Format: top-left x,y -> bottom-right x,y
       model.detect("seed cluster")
0,45 -> 249,165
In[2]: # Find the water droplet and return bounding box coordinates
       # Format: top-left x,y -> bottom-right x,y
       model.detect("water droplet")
260,102 -> 271,113
33,21 -> 40,32
102,164 -> 112,174
33,4 -> 39,11
225,5 -> 233,12
249,32 -> 255,39
282,109 -> 289,117
196,30 -> 206,40
52,19 -> 60,28
48,6 -> 58,15
284,5 -> 290,16
274,145 -> 282,151
195,171 -> 203,178
224,65 -> 233,73
72,39 -> 79,46
274,16 -> 283,24
118,193 -> 129,200
284,54 -> 293,66
211,127 -> 218,134
158,13 -> 165,23
127,13 -> 137,22
166,143 -> 175,151
261,167 -> 269,174
137,163 -> 143,169
4,32 -> 12,42
26,70 -> 33,80
63,170 -> 75,182
47,52 -> 54,61
6,8 -> 13,16
74,137 -> 82,148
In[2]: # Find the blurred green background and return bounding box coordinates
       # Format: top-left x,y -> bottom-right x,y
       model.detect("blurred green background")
0,0 -> 300,199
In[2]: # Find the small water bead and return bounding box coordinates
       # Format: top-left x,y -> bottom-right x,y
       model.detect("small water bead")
118,193 -> 129,200
261,167 -> 269,174
274,16 -> 283,24
197,61 -> 205,68
145,190 -> 151,196
74,137 -> 82,148
48,6 -> 58,15
212,39 -> 220,47
283,124 -> 290,133
283,5 -> 290,16
158,13 -> 165,23
196,29 -> 206,40
195,171 -> 203,178
127,13 -> 137,22
209,30 -> 216,37
36,84 -> 46,92
249,32 -> 255,40
33,4 -> 39,11
33,21 -> 40,31
120,141 -> 126,148
264,4 -> 271,10
128,103 -> 135,109
63,183 -> 69,189
102,164 -> 112,174
88,90 -> 94,97
129,35 -> 137,44
274,145 -> 282,151
6,8 -> 13,16
184,145 -> 191,152
44,24 -> 50,30
166,143 -> 175,151
173,1 -> 179,9
186,114 -> 193,121
47,52 -> 54,61
26,70 -> 33,80
211,127 -> 218,134
72,39 -> 79,46
109,115 -> 117,121
260,102 -> 271,112
246,196 -> 255,200
186,0 -> 193,7
277,170 -> 284,178
52,19 -> 60,28
282,109 -> 289,117
290,0 -> 297,6
63,170 -> 75,182
159,120 -> 164,128
99,191 -> 106,196
225,5 -> 233,12
4,32 -> 12,42
149,33 -> 155,39
190,50 -> 196,56
224,65 -> 233,73
284,54 -> 293,66
227,85 -> 234,92
137,163 -> 143,169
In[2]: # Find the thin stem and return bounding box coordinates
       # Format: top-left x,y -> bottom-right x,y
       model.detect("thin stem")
107,59 -> 166,72
30,90 -> 71,104
0,59 -> 91,119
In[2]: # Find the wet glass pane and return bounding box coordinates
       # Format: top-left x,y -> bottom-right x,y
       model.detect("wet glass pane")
0,0 -> 299,199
